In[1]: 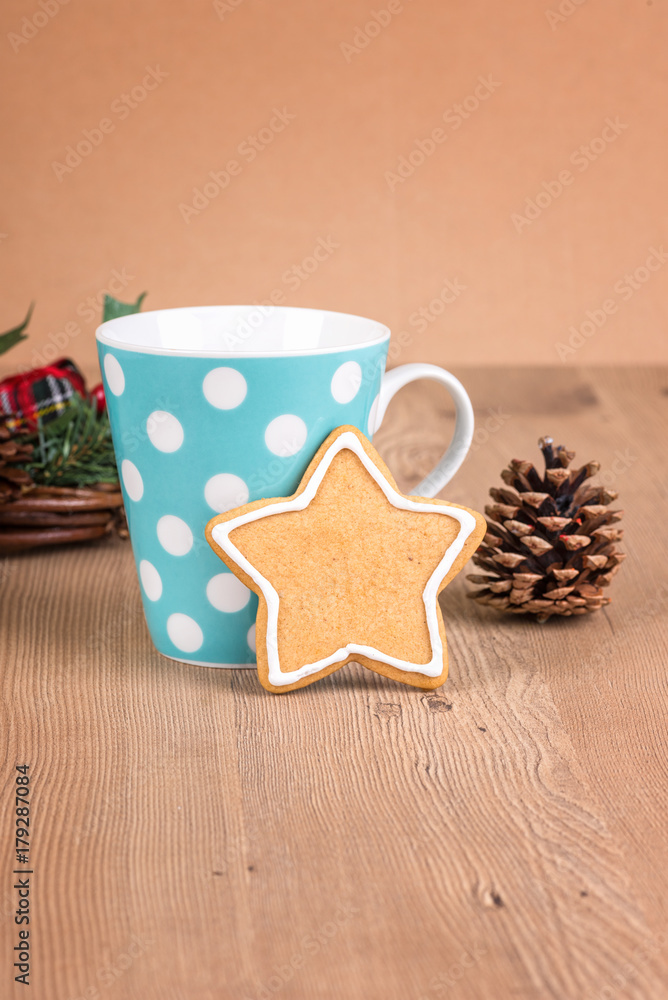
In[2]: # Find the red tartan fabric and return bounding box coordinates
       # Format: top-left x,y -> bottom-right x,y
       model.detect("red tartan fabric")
0,359 -> 87,431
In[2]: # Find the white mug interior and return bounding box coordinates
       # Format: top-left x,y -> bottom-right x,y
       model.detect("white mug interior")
96,305 -> 390,356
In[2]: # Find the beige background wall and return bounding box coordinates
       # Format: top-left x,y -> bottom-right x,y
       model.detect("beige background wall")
1,0 -> 666,376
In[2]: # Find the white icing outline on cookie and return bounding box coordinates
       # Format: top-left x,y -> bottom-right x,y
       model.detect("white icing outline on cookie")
211,430 -> 477,687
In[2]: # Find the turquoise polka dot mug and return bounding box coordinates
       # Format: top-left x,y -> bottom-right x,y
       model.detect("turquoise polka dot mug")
96,305 -> 474,667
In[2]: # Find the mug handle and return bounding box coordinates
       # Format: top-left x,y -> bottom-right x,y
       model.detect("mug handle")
372,363 -> 474,498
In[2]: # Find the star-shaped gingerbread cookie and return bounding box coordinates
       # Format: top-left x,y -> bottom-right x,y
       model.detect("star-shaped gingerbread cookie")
206,425 -> 485,693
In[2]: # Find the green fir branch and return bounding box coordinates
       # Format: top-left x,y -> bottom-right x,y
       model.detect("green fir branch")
102,291 -> 147,324
7,289 -> 148,487
0,303 -> 33,356
18,393 -> 119,488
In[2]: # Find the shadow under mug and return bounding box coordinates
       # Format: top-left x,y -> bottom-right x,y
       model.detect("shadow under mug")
96,305 -> 474,667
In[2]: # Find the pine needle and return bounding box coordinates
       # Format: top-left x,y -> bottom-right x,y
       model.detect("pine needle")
18,393 -> 119,487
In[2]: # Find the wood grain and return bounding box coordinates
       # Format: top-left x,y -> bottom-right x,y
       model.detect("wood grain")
2,367 -> 667,1000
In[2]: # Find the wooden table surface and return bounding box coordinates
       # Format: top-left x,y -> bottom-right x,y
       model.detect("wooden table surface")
2,367 -> 667,1000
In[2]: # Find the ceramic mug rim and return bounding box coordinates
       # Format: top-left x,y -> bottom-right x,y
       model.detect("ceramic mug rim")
96,304 -> 391,358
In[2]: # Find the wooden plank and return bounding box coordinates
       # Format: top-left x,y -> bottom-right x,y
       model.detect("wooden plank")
1,367 -> 667,999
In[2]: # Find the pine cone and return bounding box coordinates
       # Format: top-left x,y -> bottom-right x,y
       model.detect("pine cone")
0,417 -> 34,503
467,436 -> 624,622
